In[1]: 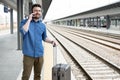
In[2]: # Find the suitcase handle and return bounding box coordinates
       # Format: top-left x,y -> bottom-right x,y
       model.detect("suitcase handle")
53,46 -> 57,66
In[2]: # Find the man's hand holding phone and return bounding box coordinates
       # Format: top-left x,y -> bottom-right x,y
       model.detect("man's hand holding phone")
28,13 -> 36,21
23,12 -> 36,32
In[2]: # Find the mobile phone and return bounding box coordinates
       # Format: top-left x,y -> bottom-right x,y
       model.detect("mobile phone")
32,13 -> 36,19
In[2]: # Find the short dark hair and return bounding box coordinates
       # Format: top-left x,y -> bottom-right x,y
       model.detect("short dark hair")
32,4 -> 41,11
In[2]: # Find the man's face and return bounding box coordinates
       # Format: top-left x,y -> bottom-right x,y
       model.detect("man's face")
32,7 -> 42,19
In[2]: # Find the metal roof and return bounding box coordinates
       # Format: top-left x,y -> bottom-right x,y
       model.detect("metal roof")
0,0 -> 52,19
54,1 -> 120,21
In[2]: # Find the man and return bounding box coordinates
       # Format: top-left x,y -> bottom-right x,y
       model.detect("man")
20,4 -> 57,80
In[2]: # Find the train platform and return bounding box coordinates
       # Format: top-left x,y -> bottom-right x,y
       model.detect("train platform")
67,25 -> 120,35
53,24 -> 120,35
0,29 -> 76,80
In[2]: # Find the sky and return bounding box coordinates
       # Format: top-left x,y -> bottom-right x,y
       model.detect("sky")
44,0 -> 120,21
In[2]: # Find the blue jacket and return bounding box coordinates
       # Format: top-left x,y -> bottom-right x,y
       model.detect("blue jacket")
20,19 -> 47,58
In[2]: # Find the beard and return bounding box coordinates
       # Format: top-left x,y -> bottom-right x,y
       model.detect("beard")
33,14 -> 41,19
33,16 -> 40,19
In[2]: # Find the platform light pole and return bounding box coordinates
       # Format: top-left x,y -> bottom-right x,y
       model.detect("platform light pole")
4,5 -> 14,34
10,8 -> 13,34
17,0 -> 23,50
5,15 -> 7,28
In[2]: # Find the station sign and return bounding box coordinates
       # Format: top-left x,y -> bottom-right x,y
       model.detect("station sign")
4,5 -> 9,13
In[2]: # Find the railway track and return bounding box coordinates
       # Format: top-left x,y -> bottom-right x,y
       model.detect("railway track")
47,25 -> 120,80
48,25 -> 120,67
53,25 -> 120,45
60,26 -> 120,45
71,27 -> 120,40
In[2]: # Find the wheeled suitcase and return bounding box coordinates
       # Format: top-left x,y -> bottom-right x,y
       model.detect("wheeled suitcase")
52,46 -> 71,80
52,64 -> 71,80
